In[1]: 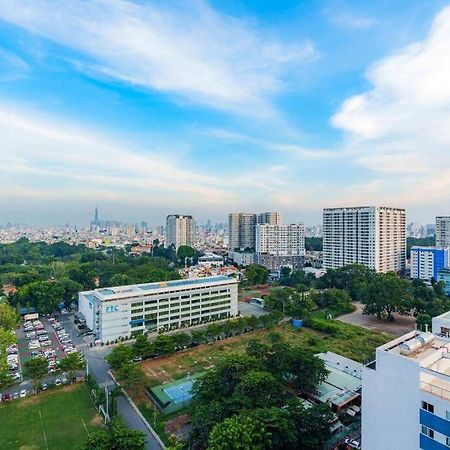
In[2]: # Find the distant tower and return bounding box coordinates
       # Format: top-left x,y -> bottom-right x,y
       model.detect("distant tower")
94,206 -> 99,224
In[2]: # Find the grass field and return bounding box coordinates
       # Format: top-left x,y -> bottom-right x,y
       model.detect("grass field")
140,316 -> 392,387
0,384 -> 103,450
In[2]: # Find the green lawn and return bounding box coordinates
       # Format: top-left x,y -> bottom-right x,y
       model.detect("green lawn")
275,314 -> 391,363
0,384 -> 103,450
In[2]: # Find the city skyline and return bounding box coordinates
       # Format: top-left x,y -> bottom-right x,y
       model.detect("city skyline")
1,1 -> 450,225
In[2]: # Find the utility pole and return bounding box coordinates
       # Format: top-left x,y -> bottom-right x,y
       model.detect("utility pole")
105,387 -> 109,419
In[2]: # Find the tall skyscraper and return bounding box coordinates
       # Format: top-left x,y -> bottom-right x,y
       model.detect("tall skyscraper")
228,212 -> 282,252
255,223 -> 305,271
323,206 -> 406,273
436,217 -> 450,248
94,206 -> 99,223
166,215 -> 195,249
258,212 -> 282,226
228,213 -> 257,251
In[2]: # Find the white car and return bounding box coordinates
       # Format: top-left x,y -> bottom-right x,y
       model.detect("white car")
19,390 -> 27,398
55,378 -> 61,386
344,438 -> 361,449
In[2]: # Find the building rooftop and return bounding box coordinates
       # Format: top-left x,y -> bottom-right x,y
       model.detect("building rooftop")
313,352 -> 363,409
81,275 -> 236,301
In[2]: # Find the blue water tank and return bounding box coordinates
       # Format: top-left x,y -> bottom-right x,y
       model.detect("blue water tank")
292,319 -> 303,329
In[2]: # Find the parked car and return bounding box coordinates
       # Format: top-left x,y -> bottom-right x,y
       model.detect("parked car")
19,390 -> 27,398
55,378 -> 61,386
2,393 -> 11,401
344,438 -> 361,449
13,392 -> 19,400
41,383 -> 48,391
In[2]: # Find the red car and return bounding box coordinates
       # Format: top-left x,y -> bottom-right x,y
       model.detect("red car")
2,393 -> 12,401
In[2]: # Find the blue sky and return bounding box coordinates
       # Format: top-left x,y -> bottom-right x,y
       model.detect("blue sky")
1,0 -> 450,226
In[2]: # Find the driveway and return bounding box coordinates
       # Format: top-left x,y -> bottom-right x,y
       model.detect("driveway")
337,302 -> 416,337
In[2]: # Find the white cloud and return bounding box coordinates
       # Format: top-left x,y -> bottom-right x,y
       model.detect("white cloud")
0,48 -> 29,80
323,2 -> 376,30
331,5 -> 450,207
0,102 -> 313,214
0,0 -> 316,118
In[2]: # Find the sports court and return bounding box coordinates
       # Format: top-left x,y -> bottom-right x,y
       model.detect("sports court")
149,373 -> 203,414
164,379 -> 194,404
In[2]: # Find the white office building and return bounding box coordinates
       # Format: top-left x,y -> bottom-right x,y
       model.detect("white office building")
323,206 -> 406,273
78,276 -> 238,343
255,223 -> 305,271
363,312 -> 450,450
436,217 -> 450,249
166,215 -> 195,249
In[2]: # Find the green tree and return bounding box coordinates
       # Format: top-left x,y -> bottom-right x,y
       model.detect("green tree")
132,334 -> 153,359
15,281 -> 65,314
59,352 -> 85,384
246,407 -> 297,449
59,278 -> 84,307
290,401 -> 333,450
153,334 -> 176,356
416,313 -> 432,332
245,264 -> 269,285
81,419 -> 145,450
172,332 -> 192,350
177,245 -> 197,260
106,344 -> 134,370
116,363 -> 146,397
0,302 -> 19,330
360,272 -> 413,320
233,370 -> 284,409
23,357 -> 48,393
208,415 -> 272,450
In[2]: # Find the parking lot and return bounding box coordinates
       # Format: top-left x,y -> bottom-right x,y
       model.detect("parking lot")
1,315 -> 80,402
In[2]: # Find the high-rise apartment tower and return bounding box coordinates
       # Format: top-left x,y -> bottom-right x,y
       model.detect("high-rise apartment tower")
323,206 -> 406,273
166,215 -> 195,249
436,217 -> 450,248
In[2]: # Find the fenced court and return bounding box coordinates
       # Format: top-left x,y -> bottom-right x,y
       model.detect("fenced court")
149,373 -> 203,415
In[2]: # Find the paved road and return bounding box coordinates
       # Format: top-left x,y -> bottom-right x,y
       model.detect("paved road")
61,315 -> 163,450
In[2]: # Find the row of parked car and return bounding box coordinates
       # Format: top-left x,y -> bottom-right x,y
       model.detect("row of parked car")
25,319 -> 52,352
6,344 -> 21,381
50,318 -> 76,354
24,319 -> 60,373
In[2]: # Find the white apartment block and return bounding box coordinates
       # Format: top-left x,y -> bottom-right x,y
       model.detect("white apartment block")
436,217 -> 450,248
78,276 -> 238,342
323,206 -> 406,273
363,312 -> 450,450
228,212 -> 282,252
166,214 -> 195,249
255,223 -> 305,271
